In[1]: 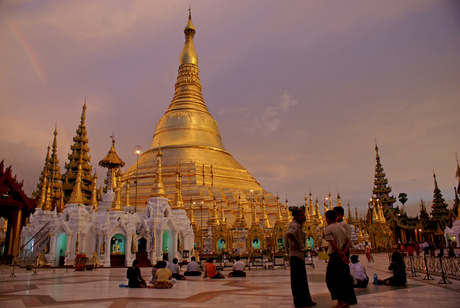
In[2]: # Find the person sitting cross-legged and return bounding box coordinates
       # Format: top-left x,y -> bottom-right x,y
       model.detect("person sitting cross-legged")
127,260 -> 147,288
184,256 -> 202,276
204,257 -> 225,279
151,260 -> 174,289
167,258 -> 186,280
228,256 -> 246,277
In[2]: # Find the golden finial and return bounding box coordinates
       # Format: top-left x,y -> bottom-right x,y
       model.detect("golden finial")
67,156 -> 85,205
91,171 -> 98,211
81,100 -> 87,124
150,147 -> 166,197
172,161 -> 184,209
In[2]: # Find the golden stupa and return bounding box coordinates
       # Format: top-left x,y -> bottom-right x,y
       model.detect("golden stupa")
124,11 -> 279,225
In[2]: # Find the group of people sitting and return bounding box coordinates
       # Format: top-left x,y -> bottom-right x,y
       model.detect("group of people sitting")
126,255 -> 247,288
349,251 -> 407,288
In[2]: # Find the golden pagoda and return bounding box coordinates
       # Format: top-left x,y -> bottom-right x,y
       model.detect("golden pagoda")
123,11 -> 279,227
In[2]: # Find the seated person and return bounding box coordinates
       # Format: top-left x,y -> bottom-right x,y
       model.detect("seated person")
350,255 -> 368,288
184,256 -> 202,276
127,260 -> 147,288
152,260 -> 173,288
204,257 -> 224,279
228,256 -> 246,277
167,258 -> 186,280
149,262 -> 159,284
379,252 -> 406,286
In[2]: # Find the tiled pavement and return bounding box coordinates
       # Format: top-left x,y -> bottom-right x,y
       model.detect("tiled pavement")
1,253 -> 459,308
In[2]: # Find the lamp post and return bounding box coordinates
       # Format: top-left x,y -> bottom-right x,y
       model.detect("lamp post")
134,145 -> 143,213
200,201 -> 204,254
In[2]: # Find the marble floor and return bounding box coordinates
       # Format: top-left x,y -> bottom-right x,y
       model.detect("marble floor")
1,253 -> 459,308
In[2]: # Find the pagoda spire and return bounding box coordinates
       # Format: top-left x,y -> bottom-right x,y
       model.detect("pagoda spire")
347,203 -> 354,224
172,163 -> 184,209
309,191 -> 315,217
125,172 -> 131,208
151,146 -> 166,198
220,200 -> 226,225
372,140 -> 396,208
34,145 -> 50,199
285,197 -> 292,222
98,133 -> 125,192
431,170 -> 449,219
67,156 -> 85,205
49,125 -> 63,211
336,188 -> 342,207
259,194 -> 272,229
315,198 -> 322,225
111,170 -> 123,211
91,171 -> 98,211
275,195 -> 283,224
188,198 -> 199,232
208,197 -> 220,227
232,195 -> 247,229
456,153 -> 460,192
44,179 -> 52,211
328,191 -> 333,210
62,102 -> 93,204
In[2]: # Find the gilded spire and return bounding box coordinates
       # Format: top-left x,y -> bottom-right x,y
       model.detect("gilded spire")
81,99 -> 86,125
275,196 -> 283,224
91,171 -> 98,211
111,171 -> 123,211
337,188 -> 342,207
44,179 -> 52,211
150,146 -> 166,198
259,195 -> 272,229
309,192 -> 315,217
220,200 -> 226,225
37,174 -> 47,210
208,197 -> 220,227
232,195 -> 247,229
188,198 -> 199,232
67,157 -> 85,205
172,163 -> 184,209
125,173 -> 130,207
180,8 -> 198,65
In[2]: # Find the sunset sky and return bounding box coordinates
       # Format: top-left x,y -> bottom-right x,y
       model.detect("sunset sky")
1,1 -> 459,216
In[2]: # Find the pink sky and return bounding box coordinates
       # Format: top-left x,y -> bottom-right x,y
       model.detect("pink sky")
1,1 -> 459,217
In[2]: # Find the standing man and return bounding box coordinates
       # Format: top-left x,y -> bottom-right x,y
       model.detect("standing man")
324,210 -> 357,308
333,207 -> 351,258
285,208 -> 316,308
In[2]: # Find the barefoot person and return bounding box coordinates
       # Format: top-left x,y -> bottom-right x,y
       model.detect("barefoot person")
127,260 -> 147,288
285,208 -> 316,308
324,210 -> 356,308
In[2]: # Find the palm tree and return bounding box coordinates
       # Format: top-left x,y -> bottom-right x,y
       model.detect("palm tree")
398,193 -> 408,213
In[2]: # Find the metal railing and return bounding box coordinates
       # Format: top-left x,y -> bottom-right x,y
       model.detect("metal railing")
404,255 -> 460,280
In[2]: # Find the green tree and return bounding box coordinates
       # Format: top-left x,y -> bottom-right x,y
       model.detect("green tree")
398,193 -> 408,212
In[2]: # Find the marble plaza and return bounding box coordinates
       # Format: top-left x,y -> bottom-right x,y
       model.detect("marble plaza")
1,253 -> 459,308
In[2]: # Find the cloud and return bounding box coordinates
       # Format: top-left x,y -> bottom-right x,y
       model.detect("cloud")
249,91 -> 299,134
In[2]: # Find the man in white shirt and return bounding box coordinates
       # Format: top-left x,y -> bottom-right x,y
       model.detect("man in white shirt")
228,256 -> 246,277
350,255 -> 368,288
285,208 -> 316,307
324,210 -> 357,308
167,258 -> 186,280
184,256 -> 201,276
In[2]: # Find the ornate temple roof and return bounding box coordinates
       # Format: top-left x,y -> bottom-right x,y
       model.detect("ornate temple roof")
98,136 -> 125,168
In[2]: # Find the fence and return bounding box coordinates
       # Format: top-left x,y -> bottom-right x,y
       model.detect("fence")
404,255 -> 460,280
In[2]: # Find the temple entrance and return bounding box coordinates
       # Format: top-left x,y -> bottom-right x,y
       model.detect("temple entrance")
55,233 -> 67,266
136,237 -> 150,267
110,234 -> 125,267
162,230 -> 172,261
137,238 -> 147,252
